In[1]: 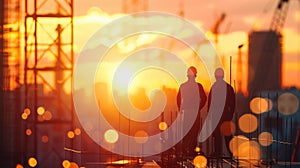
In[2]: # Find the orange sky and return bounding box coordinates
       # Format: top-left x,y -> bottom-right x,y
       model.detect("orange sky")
71,0 -> 300,94
23,0 -> 300,94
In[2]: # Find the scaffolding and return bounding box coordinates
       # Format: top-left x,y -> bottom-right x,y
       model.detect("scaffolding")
23,0 -> 75,167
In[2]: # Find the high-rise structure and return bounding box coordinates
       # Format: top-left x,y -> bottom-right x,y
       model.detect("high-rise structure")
248,31 -> 282,96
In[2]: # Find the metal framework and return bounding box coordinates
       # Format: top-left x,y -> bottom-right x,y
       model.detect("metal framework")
24,0 -> 75,166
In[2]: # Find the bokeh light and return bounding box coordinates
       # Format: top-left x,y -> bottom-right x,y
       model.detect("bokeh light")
25,129 -> 32,136
69,162 -> 79,168
28,157 -> 37,167
278,92 -> 299,115
250,97 -> 273,114
37,115 -> 44,122
43,111 -> 52,121
15,163 -> 23,168
237,140 -> 260,167
258,132 -> 273,146
229,135 -> 249,155
41,135 -> 49,143
74,128 -> 81,135
37,106 -> 45,115
238,114 -> 258,133
62,160 -> 70,168
24,108 -> 31,115
21,113 -> 28,120
158,122 -> 168,131
67,131 -> 75,139
220,121 -> 236,136
134,130 -> 149,144
104,129 -> 119,143
193,155 -> 207,168
195,146 -> 201,153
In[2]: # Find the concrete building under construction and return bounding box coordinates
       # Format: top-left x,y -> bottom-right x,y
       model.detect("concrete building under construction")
248,30 -> 282,96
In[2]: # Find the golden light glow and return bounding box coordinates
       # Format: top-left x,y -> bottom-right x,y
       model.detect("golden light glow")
62,160 -> 71,168
67,131 -> 75,139
41,135 -> 49,143
278,93 -> 299,115
158,122 -> 168,131
258,132 -> 273,146
229,135 -> 249,155
250,97 -> 273,114
37,106 -> 45,115
193,155 -> 207,168
238,114 -> 258,133
74,128 -> 81,135
28,157 -> 37,167
104,129 -> 119,143
25,129 -> 32,136
220,121 -> 236,136
134,130 -> 149,144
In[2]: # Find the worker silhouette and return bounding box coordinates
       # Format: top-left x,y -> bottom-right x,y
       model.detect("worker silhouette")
208,68 -> 235,157
176,66 -> 207,158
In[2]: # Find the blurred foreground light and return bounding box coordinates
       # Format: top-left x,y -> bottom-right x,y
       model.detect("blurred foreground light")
37,106 -> 45,115
258,132 -> 273,146
67,131 -> 75,139
237,140 -> 260,167
28,157 -> 37,167
24,108 -> 31,115
104,129 -> 119,143
238,114 -> 258,133
25,129 -> 32,136
220,121 -> 236,136
134,130 -> 149,144
41,135 -> 49,143
43,111 -> 52,121
74,128 -> 81,135
62,160 -> 70,168
16,163 -> 23,168
278,92 -> 299,115
193,155 -> 207,168
229,135 -> 249,155
21,113 -> 28,120
195,147 -> 201,153
250,97 -> 272,114
69,162 -> 79,168
158,122 -> 168,131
